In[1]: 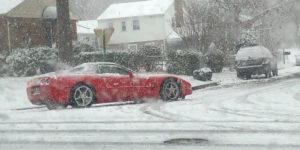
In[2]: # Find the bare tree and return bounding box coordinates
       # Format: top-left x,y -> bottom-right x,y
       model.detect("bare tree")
56,0 -> 73,63
175,0 -> 295,54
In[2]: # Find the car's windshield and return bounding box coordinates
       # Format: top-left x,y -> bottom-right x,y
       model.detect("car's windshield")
1,0 -> 300,150
68,65 -> 97,74
98,65 -> 130,75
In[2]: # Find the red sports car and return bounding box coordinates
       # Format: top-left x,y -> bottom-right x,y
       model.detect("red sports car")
27,62 -> 192,110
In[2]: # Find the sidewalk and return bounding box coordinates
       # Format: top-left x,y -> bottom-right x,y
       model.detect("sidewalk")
181,65 -> 300,91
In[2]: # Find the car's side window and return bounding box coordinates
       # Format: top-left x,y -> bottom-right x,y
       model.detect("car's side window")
97,65 -> 128,75
111,67 -> 129,75
98,66 -> 112,74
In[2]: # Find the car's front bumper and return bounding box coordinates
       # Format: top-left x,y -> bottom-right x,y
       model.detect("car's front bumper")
27,85 -> 54,105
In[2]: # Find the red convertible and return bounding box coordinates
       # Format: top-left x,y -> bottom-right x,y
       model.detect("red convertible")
27,62 -> 192,110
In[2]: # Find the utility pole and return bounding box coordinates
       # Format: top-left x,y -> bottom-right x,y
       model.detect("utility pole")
56,0 -> 73,63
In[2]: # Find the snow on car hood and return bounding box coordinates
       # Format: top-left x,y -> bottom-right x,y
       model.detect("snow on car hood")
236,46 -> 273,61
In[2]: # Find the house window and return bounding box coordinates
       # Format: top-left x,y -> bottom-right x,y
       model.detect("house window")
128,44 -> 138,50
122,21 -> 126,31
133,20 -> 140,30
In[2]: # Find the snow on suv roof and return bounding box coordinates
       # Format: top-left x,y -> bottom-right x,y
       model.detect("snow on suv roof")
236,46 -> 273,60
0,0 -> 24,15
98,0 -> 174,20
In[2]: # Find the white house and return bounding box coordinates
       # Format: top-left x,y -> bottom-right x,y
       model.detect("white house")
97,0 -> 183,51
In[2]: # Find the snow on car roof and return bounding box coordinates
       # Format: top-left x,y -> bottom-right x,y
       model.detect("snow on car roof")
98,0 -> 174,20
236,46 -> 273,60
0,0 -> 24,15
78,62 -> 118,67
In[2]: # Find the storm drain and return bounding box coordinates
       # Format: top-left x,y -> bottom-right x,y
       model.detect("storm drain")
164,138 -> 209,145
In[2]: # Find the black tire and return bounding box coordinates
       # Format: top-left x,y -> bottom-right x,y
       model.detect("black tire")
246,74 -> 251,80
207,73 -> 212,80
272,69 -> 278,76
264,65 -> 272,78
70,84 -> 96,108
237,71 -> 243,79
160,78 -> 181,101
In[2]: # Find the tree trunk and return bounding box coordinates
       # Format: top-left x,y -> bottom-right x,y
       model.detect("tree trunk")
56,0 -> 73,63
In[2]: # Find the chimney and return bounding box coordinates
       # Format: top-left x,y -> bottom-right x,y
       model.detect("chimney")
174,0 -> 184,27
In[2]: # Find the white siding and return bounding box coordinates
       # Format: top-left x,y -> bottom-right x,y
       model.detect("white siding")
98,15 -> 166,44
164,2 -> 175,36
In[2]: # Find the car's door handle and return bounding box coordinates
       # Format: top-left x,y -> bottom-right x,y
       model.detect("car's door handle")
113,83 -> 119,86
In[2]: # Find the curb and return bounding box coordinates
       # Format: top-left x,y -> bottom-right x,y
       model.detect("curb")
192,82 -> 219,91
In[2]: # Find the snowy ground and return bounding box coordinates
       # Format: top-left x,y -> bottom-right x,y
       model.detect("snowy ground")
1,77 -> 300,149
1,55 -> 300,149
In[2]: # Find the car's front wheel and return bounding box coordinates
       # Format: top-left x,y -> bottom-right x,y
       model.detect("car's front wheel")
160,78 -> 181,101
70,84 -> 95,108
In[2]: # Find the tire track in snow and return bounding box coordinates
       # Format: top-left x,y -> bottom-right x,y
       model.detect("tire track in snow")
209,79 -> 300,120
139,101 -> 199,121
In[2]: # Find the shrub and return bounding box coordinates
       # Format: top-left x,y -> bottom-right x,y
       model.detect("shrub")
205,43 -> 224,73
6,47 -> 58,76
137,46 -> 163,71
235,32 -> 258,53
75,46 -> 163,71
167,50 -> 204,75
76,51 -> 141,71
0,54 -> 12,77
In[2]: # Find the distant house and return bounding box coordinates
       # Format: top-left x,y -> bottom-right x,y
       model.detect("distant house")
76,20 -> 98,48
97,0 -> 183,51
0,0 -> 78,54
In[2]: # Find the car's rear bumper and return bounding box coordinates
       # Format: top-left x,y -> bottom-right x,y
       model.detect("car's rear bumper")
236,65 -> 264,74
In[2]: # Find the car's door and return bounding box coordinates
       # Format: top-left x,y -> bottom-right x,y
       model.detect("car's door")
131,75 -> 155,99
97,65 -> 132,102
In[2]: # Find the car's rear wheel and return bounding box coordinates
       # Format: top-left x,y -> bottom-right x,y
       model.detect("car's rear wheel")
160,78 -> 181,101
264,65 -> 272,78
70,84 -> 95,108
272,68 -> 278,76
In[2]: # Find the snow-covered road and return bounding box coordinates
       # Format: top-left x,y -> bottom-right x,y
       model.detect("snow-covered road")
1,78 -> 300,149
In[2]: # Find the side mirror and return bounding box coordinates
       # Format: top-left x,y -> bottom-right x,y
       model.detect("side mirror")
128,71 -> 134,78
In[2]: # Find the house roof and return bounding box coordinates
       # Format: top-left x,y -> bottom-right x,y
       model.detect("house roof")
98,0 -> 174,20
1,0 -> 78,19
0,0 -> 24,15
77,20 -> 99,34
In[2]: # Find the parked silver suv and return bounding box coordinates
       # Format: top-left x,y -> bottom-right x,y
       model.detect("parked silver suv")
235,46 -> 278,79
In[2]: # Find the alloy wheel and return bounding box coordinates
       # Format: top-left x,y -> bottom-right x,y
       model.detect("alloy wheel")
73,85 -> 94,107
